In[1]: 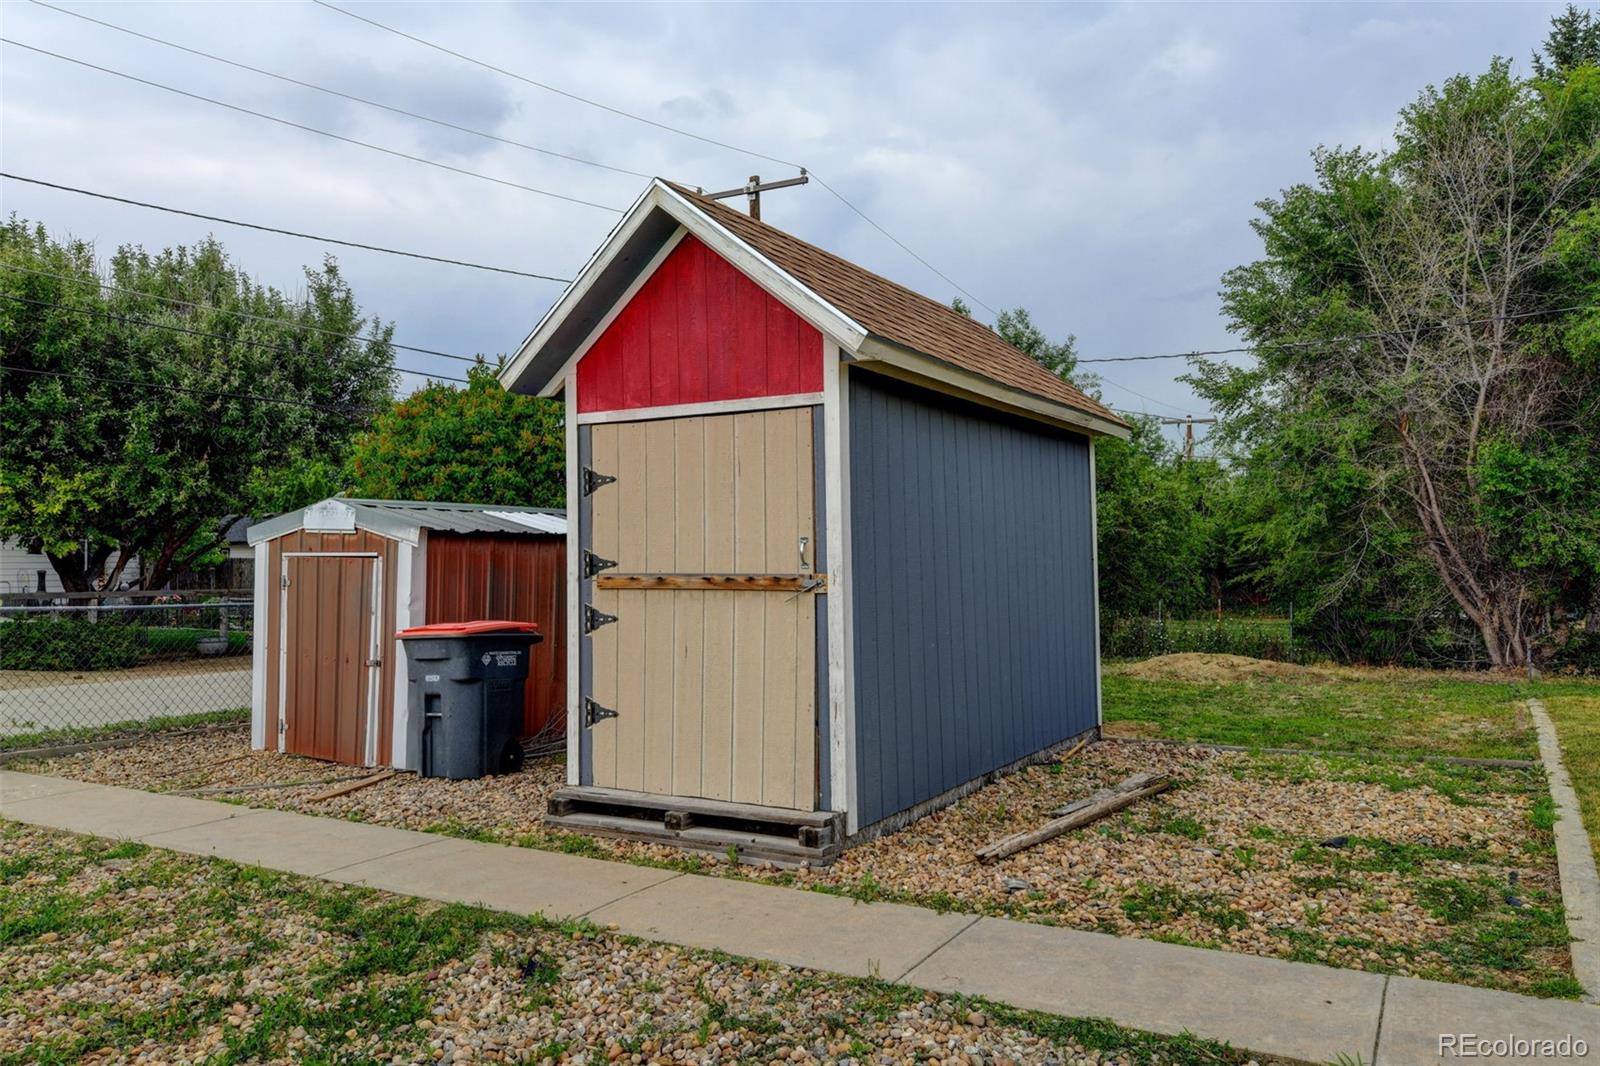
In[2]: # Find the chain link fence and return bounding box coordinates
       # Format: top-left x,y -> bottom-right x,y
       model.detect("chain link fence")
0,595 -> 252,751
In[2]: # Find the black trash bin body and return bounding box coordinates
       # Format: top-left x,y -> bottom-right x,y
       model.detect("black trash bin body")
397,620 -> 542,780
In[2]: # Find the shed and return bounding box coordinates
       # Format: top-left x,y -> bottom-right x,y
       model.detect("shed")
246,498 -> 567,769
501,179 -> 1128,862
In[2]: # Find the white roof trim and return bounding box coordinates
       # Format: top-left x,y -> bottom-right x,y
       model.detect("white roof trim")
652,182 -> 868,351
501,180 -> 869,398
246,505 -> 421,546
483,510 -> 568,535
499,181 -> 657,396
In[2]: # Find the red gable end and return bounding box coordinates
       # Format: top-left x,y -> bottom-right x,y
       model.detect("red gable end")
576,234 -> 823,413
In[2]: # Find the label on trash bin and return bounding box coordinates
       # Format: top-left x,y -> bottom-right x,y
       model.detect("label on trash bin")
481,651 -> 521,667
424,674 -> 440,682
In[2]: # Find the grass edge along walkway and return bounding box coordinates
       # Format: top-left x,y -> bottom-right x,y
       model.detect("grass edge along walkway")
1531,697 -> 1600,1002
6,770 -> 1600,1065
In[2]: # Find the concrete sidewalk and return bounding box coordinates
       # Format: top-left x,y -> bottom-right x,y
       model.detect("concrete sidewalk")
4,770 -> 1597,1065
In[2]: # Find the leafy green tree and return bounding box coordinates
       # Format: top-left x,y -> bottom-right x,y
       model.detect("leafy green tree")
1093,416 -> 1219,616
347,363 -> 564,507
0,221 -> 396,590
1534,5 -> 1600,79
1193,44 -> 1600,665
994,307 -> 1081,384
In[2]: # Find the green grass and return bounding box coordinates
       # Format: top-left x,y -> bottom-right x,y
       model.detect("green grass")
1101,668 -> 1561,760
0,823 -> 1268,1066
1119,883 -> 1248,932
1541,691 -> 1600,866
0,707 -> 247,752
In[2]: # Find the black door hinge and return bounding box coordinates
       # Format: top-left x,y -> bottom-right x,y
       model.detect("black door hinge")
583,697 -> 619,727
582,467 -> 617,496
582,550 -> 617,578
583,604 -> 618,633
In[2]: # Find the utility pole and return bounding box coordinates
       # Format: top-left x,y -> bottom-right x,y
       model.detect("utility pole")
702,170 -> 809,220
1157,416 -> 1217,461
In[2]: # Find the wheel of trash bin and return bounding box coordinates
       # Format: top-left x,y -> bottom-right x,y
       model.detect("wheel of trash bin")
499,741 -> 525,775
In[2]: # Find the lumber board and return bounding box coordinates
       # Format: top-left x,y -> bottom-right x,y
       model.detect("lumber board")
305,768 -> 397,803
1046,770 -> 1163,817
976,772 -> 1170,863
553,785 -> 840,828
595,573 -> 828,592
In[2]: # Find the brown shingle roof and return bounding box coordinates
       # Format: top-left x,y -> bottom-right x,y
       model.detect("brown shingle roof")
666,182 -> 1122,427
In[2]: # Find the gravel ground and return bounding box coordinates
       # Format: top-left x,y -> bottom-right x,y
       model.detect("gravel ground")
26,726 -> 1574,995
1,823 -> 1277,1065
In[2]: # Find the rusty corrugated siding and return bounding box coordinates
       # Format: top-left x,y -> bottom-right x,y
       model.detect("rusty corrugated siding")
424,533 -> 567,740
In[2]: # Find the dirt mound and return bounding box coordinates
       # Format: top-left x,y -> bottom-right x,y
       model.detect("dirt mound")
1116,652 -> 1312,683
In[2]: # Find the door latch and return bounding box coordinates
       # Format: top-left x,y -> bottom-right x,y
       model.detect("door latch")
583,604 -> 618,633
582,550 -> 618,578
582,467 -> 617,496
583,697 -> 618,727
784,576 -> 825,602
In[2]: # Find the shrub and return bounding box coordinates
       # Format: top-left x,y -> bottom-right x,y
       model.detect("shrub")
1550,627 -> 1600,675
0,615 -> 148,670
1101,614 -> 1311,663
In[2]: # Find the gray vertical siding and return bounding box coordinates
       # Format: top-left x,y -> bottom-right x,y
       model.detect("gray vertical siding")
848,370 -> 1099,829
812,405 -> 831,811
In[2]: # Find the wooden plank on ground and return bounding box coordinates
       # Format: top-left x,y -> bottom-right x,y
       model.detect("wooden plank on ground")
306,768 -> 397,803
975,772 -> 1171,863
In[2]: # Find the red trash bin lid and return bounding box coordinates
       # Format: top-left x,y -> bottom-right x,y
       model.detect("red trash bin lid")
397,620 -> 541,638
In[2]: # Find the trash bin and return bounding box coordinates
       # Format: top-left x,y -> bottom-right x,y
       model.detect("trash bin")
396,620 -> 542,780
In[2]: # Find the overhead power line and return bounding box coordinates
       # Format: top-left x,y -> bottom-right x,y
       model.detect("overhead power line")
0,39 -> 625,213
308,0 -> 1000,316
0,173 -> 570,282
311,0 -> 803,170
1094,375 -> 1191,416
0,291 -> 471,383
1076,304 -> 1598,364
806,173 -> 998,318
8,264 -> 484,365
28,0 -> 653,181
1,363 -> 391,414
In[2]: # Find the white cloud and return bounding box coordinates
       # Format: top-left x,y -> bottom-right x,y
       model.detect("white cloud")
1151,36 -> 1222,82
0,0 -> 1557,418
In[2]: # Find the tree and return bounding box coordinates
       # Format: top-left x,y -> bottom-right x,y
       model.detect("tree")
1193,49 -> 1600,666
0,222 -> 396,590
1093,416 -> 1221,616
1534,5 -> 1600,79
994,307 -> 1080,383
347,363 -> 565,507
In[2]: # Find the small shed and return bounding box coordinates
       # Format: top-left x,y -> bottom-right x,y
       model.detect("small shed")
246,498 -> 567,769
502,179 -> 1129,862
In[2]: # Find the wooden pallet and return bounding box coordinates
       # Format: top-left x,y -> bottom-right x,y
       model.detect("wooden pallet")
545,786 -> 843,866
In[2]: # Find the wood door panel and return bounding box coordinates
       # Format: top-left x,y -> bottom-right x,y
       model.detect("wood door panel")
585,409 -> 818,809
283,555 -> 375,765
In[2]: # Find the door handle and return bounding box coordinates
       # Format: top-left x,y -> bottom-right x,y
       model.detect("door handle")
799,535 -> 811,572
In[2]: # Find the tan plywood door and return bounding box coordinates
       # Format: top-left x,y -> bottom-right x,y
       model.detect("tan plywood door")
280,552 -> 382,766
585,408 -> 819,811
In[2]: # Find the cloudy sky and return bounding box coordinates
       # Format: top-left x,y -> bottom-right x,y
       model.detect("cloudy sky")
0,1 -> 1566,435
